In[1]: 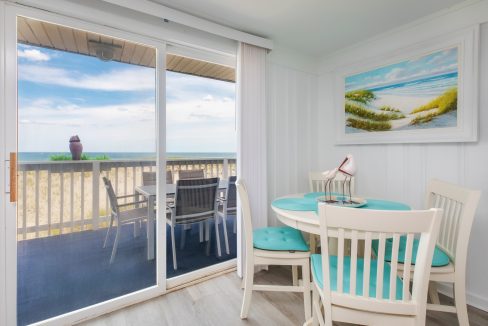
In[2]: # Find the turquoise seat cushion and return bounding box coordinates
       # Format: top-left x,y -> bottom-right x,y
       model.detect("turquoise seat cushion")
253,226 -> 309,252
311,254 -> 403,300
371,236 -> 450,267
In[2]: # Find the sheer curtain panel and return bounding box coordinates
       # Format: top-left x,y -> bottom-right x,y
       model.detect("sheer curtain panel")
236,43 -> 268,277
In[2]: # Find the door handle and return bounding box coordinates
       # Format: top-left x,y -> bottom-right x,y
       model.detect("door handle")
10,152 -> 17,203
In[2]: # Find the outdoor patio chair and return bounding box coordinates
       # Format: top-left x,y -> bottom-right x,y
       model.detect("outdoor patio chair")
102,177 -> 148,264
142,170 -> 173,185
166,177 -> 222,270
217,175 -> 237,254
179,169 -> 205,180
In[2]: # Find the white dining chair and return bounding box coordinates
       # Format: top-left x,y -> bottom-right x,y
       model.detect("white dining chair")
308,171 -> 357,254
309,203 -> 442,326
102,177 -> 149,264
309,171 -> 356,195
388,179 -> 480,326
237,179 -> 311,321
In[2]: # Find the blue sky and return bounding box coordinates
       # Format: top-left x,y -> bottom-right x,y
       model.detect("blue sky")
345,47 -> 458,92
18,44 -> 236,153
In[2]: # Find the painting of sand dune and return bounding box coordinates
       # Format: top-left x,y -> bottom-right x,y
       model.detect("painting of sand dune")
344,47 -> 458,134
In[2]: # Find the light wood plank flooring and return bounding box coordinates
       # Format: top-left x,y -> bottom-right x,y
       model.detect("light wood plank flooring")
80,267 -> 488,326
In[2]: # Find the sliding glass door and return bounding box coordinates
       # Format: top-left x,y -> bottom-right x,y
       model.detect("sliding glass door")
4,6 -> 166,325
165,46 -> 237,285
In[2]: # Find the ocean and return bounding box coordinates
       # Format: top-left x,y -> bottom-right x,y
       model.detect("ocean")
18,152 -> 236,162
368,72 -> 458,98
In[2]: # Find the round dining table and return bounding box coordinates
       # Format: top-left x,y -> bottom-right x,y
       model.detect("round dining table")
271,192 -> 411,236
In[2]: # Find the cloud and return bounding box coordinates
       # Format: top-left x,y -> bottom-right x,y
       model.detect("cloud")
18,98 -> 157,152
18,64 -> 155,91
18,48 -> 50,61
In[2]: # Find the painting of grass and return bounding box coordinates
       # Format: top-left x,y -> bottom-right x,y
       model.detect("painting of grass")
344,47 -> 459,133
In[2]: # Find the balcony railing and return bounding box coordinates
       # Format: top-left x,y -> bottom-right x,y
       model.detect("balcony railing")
17,158 -> 237,240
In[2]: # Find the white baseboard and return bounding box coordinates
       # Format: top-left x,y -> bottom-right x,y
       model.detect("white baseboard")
436,283 -> 488,312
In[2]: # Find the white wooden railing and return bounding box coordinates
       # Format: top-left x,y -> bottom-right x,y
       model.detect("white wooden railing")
17,158 -> 236,240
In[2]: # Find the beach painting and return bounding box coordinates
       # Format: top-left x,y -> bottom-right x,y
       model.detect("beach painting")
344,47 -> 458,134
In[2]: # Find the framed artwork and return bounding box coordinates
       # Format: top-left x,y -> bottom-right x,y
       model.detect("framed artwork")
334,25 -> 479,144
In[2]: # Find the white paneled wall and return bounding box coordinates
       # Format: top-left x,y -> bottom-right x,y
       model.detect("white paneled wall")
315,22 -> 488,311
266,61 -> 318,225
266,1 -> 488,310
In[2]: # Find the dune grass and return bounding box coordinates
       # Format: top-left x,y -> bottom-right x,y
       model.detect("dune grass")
345,102 -> 405,121
411,88 -> 457,115
347,117 -> 391,131
50,154 -> 110,161
379,105 -> 402,113
345,89 -> 376,104
410,112 -> 437,125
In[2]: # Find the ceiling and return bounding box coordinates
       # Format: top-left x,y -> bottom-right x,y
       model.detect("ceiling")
150,0 -> 467,56
18,16 -> 235,82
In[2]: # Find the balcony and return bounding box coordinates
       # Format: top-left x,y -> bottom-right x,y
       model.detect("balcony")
17,158 -> 237,325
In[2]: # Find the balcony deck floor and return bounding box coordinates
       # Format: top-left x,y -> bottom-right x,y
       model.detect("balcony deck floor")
17,218 -> 236,326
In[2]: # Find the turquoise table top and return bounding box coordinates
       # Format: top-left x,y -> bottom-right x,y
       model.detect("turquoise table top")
272,192 -> 410,212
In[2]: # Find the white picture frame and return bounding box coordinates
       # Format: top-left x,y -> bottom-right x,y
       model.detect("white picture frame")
334,25 -> 479,145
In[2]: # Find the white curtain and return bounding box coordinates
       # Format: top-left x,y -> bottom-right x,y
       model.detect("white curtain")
236,43 -> 268,277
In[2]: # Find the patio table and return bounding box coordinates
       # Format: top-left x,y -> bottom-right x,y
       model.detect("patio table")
135,180 -> 228,260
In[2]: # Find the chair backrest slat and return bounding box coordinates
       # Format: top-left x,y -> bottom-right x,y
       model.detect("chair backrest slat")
318,204 -> 443,318
402,233 -> 415,301
389,234 -> 400,300
337,228 -> 345,294
426,179 -> 481,262
309,171 -> 355,195
375,232 -> 386,300
362,232 -> 372,297
179,169 -> 205,180
349,230 -> 358,295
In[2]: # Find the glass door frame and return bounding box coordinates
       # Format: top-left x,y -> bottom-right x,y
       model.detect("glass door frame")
2,3 -> 167,325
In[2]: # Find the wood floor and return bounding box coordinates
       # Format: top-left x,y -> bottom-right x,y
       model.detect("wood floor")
79,266 -> 488,326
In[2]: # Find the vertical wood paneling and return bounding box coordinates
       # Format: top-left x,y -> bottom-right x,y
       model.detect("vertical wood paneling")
266,62 -> 318,225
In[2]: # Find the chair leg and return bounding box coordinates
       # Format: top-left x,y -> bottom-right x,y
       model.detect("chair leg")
171,225 -> 177,270
133,220 -> 141,238
302,261 -> 312,320
206,220 -> 212,256
233,217 -> 237,234
428,281 -> 441,304
222,216 -> 230,255
180,226 -> 186,250
292,266 -> 299,286
312,285 -> 320,326
214,216 -> 222,257
240,257 -> 254,319
199,222 -> 204,242
109,225 -> 121,264
455,281 -> 470,326
205,219 -> 210,241
103,215 -> 114,248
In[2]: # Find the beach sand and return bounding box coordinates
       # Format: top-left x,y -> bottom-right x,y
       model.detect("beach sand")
373,94 -> 435,114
